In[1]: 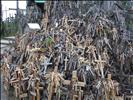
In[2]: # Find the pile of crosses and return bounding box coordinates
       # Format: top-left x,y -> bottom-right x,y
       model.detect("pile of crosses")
1,1 -> 133,100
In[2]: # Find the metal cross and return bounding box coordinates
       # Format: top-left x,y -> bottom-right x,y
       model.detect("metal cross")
41,56 -> 52,75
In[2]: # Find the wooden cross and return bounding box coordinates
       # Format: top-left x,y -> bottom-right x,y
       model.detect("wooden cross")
30,78 -> 43,100
28,74 -> 42,100
45,69 -> 64,100
95,55 -> 106,78
63,71 -> 85,100
104,74 -> 117,100
35,80 -> 42,100
44,56 -> 65,100
87,45 -> 97,60
10,67 -> 27,99
72,71 -> 85,100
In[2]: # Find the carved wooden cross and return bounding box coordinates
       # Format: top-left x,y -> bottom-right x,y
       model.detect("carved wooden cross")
45,68 -> 64,100
95,55 -> 106,78
34,79 -> 43,100
63,71 -> 85,100
10,66 -> 27,99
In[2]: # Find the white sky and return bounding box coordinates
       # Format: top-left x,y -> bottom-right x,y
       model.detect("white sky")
2,1 -> 27,21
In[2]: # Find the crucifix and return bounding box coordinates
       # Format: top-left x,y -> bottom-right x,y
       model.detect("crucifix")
95,55 -> 106,78
64,56 -> 69,71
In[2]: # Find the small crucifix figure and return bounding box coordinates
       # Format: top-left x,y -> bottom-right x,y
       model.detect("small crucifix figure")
64,56 -> 69,71
95,55 -> 106,78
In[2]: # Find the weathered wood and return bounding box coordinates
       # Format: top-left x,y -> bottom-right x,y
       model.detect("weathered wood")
1,1 -> 133,99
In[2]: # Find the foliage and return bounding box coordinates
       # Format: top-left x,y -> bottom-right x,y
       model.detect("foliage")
43,36 -> 54,47
1,17 -> 18,38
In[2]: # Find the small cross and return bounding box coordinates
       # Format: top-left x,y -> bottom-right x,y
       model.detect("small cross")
95,55 -> 106,78
41,58 -> 52,75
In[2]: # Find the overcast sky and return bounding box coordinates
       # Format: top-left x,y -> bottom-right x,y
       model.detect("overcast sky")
2,1 -> 27,21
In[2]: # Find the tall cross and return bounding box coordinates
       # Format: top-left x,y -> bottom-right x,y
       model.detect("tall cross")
95,55 -> 106,78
